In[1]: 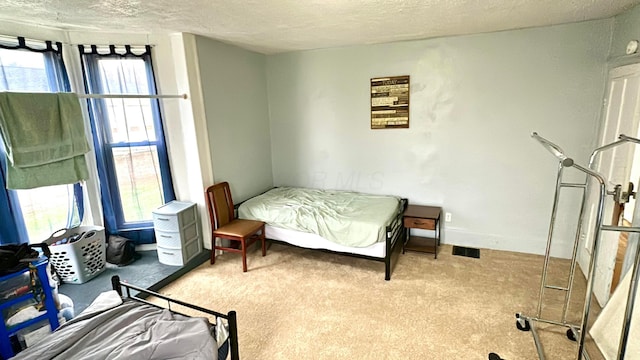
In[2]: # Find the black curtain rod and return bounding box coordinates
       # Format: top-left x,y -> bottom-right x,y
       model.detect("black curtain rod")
0,36 -> 62,54
78,44 -> 151,58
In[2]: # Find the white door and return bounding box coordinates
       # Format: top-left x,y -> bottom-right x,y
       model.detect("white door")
579,63 -> 640,306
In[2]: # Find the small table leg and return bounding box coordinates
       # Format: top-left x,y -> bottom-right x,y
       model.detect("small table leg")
435,217 -> 440,259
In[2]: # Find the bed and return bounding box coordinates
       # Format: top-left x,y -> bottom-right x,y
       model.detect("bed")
11,276 -> 239,360
238,187 -> 408,280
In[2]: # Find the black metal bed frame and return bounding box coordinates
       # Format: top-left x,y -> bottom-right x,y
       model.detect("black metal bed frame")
384,197 -> 408,280
110,275 -> 240,360
266,198 -> 408,281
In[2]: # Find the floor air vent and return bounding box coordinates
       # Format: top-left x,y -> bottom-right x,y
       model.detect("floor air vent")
452,246 -> 480,259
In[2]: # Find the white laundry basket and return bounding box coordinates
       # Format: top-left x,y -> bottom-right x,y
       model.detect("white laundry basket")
44,226 -> 106,284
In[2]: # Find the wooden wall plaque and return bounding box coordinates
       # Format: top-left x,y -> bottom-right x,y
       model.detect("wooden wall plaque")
370,75 -> 409,129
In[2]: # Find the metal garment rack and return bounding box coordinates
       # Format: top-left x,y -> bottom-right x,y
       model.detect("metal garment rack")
516,132 -> 640,360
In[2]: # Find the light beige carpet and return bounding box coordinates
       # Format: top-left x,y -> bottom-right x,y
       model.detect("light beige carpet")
157,243 -> 595,360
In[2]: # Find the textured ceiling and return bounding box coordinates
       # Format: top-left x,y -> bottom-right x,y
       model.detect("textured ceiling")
0,0 -> 638,54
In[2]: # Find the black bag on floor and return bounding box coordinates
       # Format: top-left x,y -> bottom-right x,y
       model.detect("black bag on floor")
0,244 -> 40,276
106,236 -> 139,266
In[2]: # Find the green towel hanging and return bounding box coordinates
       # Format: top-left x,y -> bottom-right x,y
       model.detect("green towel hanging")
0,92 -> 90,189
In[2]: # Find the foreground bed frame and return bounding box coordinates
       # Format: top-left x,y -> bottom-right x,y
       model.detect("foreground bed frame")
264,198 -> 408,281
111,275 -> 240,360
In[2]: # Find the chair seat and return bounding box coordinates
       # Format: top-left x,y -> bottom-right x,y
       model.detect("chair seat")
214,219 -> 264,238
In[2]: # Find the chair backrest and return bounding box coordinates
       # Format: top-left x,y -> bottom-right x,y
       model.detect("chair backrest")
205,182 -> 235,230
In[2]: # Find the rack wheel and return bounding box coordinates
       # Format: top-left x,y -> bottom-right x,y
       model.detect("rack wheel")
516,318 -> 531,331
566,329 -> 576,341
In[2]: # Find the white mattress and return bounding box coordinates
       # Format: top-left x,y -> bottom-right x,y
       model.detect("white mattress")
266,225 -> 387,258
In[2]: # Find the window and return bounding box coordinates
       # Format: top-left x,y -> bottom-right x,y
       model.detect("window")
80,45 -> 174,241
0,40 -> 82,244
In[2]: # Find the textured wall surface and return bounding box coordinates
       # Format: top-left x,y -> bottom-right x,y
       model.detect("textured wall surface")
266,20 -> 612,257
196,36 -> 274,203
610,4 -> 640,59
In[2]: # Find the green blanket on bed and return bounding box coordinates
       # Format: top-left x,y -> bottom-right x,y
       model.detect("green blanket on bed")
238,187 -> 400,247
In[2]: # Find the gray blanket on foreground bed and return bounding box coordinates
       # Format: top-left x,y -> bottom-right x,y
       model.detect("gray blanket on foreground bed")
13,292 -> 218,360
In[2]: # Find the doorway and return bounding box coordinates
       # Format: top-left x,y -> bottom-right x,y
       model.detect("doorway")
580,62 -> 640,305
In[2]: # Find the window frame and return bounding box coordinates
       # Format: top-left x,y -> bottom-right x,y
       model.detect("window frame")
79,45 -> 175,234
0,37 -> 84,244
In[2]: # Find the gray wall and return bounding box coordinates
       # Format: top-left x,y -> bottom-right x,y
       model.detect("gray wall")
266,20 -> 612,256
611,4 -> 640,61
196,36 -> 273,202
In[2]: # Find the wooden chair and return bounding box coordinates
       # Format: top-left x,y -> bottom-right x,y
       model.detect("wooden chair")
205,182 -> 266,272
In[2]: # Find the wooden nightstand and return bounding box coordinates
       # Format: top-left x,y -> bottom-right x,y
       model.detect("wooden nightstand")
403,205 -> 442,259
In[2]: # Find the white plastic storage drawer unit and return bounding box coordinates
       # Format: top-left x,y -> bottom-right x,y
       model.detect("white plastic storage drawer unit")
152,201 -> 202,266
